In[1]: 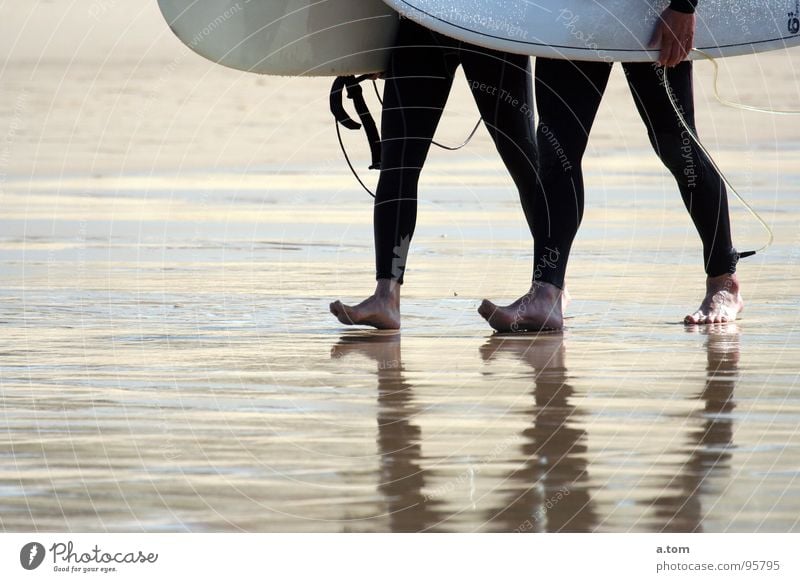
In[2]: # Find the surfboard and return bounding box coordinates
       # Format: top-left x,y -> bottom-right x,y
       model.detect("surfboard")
382,0 -> 800,61
157,0 -> 399,76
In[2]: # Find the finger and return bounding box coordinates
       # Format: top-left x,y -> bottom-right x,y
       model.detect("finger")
683,34 -> 694,61
649,24 -> 662,49
674,33 -> 687,64
662,41 -> 674,67
673,30 -> 689,63
666,32 -> 682,66
660,35 -> 675,66
679,43 -> 690,63
658,22 -> 675,67
656,31 -> 671,65
670,43 -> 682,67
663,47 -> 674,67
667,25 -> 684,65
679,22 -> 695,61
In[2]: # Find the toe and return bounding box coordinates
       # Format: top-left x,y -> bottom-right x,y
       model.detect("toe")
338,307 -> 356,325
478,300 -> 496,320
684,312 -> 700,324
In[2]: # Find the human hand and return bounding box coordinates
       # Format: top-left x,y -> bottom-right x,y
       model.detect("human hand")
649,8 -> 695,67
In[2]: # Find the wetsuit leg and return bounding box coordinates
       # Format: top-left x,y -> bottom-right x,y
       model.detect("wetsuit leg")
374,20 -> 458,283
622,61 -> 737,276
459,46 -> 538,242
531,58 -> 613,288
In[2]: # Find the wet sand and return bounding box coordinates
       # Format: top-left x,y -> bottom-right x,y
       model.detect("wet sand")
1,3 -> 800,532
1,162 -> 799,532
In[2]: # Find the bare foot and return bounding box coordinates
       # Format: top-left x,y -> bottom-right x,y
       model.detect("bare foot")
478,282 -> 566,332
330,279 -> 401,330
684,273 -> 744,325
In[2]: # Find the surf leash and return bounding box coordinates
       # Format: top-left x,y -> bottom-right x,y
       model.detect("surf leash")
330,75 -> 382,171
663,57 -> 775,260
330,75 -> 482,198
370,79 -> 483,151
664,47 -> 800,256
696,49 -> 800,116
330,74 -> 384,198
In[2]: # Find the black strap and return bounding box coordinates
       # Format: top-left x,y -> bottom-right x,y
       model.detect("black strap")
330,75 -> 381,170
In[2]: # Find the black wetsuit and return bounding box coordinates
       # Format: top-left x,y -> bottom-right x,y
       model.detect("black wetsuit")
532,58 -> 738,288
374,18 -> 537,283
377,1 -> 737,288
531,0 -> 737,287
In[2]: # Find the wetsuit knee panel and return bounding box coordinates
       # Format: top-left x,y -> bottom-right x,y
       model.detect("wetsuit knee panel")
648,129 -> 707,186
537,141 -> 577,176
536,121 -> 586,175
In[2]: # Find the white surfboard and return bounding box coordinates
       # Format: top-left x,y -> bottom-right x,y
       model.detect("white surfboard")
157,0 -> 399,76
382,0 -> 800,61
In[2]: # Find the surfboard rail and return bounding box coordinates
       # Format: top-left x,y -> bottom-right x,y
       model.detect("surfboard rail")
157,0 -> 400,76
382,0 -> 800,61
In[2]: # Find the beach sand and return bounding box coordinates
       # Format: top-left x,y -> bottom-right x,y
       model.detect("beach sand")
0,2 -> 799,532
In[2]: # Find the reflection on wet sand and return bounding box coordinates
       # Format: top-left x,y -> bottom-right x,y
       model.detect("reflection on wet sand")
2,23 -> 799,532
643,325 -> 739,532
327,329 -> 745,533
331,332 -> 444,532
331,332 -> 598,532
479,334 -> 597,532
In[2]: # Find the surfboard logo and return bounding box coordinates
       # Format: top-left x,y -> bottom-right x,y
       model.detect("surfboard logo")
790,3 -> 800,34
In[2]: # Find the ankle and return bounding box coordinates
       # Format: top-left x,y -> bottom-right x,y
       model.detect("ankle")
707,273 -> 739,294
530,280 -> 563,301
375,279 -> 401,305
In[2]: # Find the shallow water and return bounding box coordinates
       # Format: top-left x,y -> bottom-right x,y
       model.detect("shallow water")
1,166 -> 799,532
